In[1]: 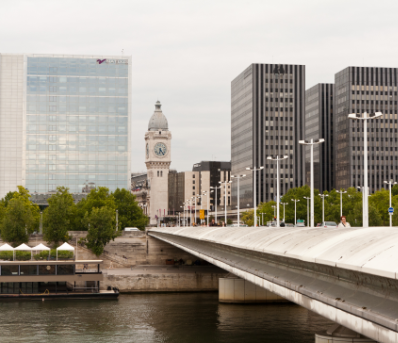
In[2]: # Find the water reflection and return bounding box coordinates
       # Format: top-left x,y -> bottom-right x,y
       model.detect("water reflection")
0,293 -> 334,343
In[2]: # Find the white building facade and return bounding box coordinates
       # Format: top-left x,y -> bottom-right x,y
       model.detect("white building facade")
0,53 -> 132,198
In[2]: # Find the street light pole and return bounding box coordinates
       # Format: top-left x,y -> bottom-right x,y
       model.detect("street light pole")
281,202 -> 288,222
259,212 -> 265,226
348,111 -> 383,227
299,139 -> 324,227
336,189 -> 347,217
303,196 -> 310,227
291,199 -> 300,226
210,186 -> 221,224
219,181 -> 232,226
232,174 -> 246,227
318,194 -> 329,223
246,166 -> 264,227
267,155 -> 288,228
384,179 -> 397,227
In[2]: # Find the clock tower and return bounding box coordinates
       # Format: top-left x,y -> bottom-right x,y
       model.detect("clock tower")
145,101 -> 172,225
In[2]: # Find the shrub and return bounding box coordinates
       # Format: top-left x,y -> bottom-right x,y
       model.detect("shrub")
33,249 -> 73,260
15,251 -> 31,261
0,251 -> 13,261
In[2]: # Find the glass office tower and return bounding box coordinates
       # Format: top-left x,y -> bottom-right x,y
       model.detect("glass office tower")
0,54 -> 131,197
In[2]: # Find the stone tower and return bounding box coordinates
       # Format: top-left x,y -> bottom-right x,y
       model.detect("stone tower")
145,101 -> 172,225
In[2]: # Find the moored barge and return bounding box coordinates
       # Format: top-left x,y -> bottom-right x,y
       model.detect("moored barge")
0,259 -> 119,300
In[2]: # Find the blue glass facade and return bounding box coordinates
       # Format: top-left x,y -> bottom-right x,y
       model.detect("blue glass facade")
24,56 -> 130,193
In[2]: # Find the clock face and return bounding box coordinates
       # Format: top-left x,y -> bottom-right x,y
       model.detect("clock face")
146,143 -> 149,158
154,142 -> 167,157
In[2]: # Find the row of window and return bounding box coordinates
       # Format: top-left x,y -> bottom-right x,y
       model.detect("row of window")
265,127 -> 294,131
352,91 -> 397,95
157,171 -> 163,177
0,264 -> 74,276
353,166 -> 397,170
352,146 -> 397,151
353,156 -> 398,160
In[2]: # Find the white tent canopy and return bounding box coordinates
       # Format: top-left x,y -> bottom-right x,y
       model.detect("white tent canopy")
32,243 -> 50,251
14,243 -> 32,251
0,243 -> 14,251
56,242 -> 75,251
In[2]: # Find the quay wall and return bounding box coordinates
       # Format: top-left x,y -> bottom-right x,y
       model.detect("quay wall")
102,268 -> 227,293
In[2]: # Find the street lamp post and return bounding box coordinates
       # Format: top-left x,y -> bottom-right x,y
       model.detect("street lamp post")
246,166 -> 264,227
384,179 -> 397,227
197,194 -> 203,225
348,111 -> 383,227
318,194 -> 329,223
299,139 -> 325,227
210,185 -> 221,224
303,196 -> 310,227
232,174 -> 246,227
219,181 -> 232,226
336,189 -> 347,217
281,202 -> 288,222
291,199 -> 300,226
259,212 -> 265,226
267,155 -> 288,228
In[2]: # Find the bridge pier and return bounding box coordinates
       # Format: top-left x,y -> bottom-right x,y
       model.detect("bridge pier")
219,275 -> 288,304
315,324 -> 377,342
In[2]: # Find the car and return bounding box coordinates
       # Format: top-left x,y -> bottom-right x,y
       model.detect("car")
285,223 -> 294,227
295,223 -> 305,227
322,221 -> 337,228
316,223 -> 321,227
124,227 -> 140,232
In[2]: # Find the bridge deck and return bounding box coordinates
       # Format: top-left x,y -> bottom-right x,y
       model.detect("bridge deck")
149,226 -> 398,343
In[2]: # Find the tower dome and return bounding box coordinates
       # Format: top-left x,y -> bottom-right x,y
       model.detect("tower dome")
148,101 -> 168,131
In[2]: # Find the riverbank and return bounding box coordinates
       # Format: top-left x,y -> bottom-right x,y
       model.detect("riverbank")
102,265 -> 228,293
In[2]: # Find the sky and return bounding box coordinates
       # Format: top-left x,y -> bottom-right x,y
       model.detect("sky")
1,0 -> 398,172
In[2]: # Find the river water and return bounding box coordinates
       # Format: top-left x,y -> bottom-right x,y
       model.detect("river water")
0,293 -> 334,343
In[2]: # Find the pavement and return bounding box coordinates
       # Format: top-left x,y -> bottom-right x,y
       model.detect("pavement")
103,265 -> 227,275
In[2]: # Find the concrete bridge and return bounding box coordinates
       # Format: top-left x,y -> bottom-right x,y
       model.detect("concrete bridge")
148,226 -> 398,342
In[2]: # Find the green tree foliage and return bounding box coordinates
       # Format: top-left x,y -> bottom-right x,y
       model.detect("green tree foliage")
84,207 -> 117,256
0,186 -> 40,245
241,209 -> 254,226
249,185 -> 397,227
74,187 -> 116,230
43,187 -> 76,245
112,188 -> 148,230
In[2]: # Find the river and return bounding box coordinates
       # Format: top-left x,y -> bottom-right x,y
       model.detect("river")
0,293 -> 334,342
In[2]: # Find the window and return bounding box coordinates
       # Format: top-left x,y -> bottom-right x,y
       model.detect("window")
157,171 -> 159,177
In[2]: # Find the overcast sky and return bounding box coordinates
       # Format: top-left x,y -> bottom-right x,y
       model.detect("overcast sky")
1,0 -> 397,172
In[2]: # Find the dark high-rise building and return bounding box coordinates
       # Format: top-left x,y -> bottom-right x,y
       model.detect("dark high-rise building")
304,84 -> 334,192
334,66 -> 398,192
231,63 -> 306,208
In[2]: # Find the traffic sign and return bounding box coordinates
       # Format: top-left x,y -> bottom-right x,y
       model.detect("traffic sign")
388,207 -> 394,214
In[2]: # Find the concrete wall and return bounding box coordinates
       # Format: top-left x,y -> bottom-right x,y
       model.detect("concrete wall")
219,277 -> 288,303
102,269 -> 227,293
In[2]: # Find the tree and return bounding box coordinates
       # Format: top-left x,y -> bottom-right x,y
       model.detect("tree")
0,186 -> 40,245
84,207 -> 117,256
75,187 -> 116,231
241,210 -> 254,227
1,197 -> 34,246
112,188 -> 148,230
43,187 -> 76,245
